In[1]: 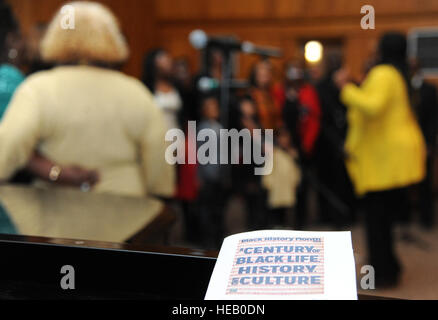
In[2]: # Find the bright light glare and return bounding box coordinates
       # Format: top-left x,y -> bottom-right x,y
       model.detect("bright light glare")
305,41 -> 323,63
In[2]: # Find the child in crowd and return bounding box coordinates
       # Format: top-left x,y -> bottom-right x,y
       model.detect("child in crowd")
197,94 -> 226,249
262,127 -> 301,227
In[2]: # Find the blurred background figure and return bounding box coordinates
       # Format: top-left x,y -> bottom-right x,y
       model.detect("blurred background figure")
249,59 -> 282,130
282,60 -> 321,158
0,1 -> 24,120
262,127 -> 301,228
175,126 -> 200,244
173,57 -> 197,123
142,48 -> 183,131
172,57 -> 200,244
197,94 -> 226,249
0,1 -> 47,186
0,203 -> 16,235
315,53 -> 356,227
0,1 -> 175,198
232,95 -> 268,231
335,32 -> 426,288
282,60 -> 321,229
410,58 -> 438,230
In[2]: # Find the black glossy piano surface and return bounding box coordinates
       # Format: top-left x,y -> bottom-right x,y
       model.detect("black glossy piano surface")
0,185 -> 394,300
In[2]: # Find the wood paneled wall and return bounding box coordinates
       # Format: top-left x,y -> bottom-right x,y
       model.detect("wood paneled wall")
7,0 -> 157,79
7,0 -> 438,81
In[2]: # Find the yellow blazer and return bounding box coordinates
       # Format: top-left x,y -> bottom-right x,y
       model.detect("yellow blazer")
0,66 -> 175,198
341,65 -> 426,196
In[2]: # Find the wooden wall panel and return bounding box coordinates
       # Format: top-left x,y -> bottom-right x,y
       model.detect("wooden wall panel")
7,0 -> 157,78
205,0 -> 269,20
156,0 -> 438,21
5,0 -> 438,83
155,0 -> 270,21
270,0 -> 438,19
155,0 -> 438,82
155,0 -> 206,20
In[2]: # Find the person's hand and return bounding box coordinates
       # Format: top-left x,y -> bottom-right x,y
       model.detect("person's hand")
333,68 -> 350,89
58,166 -> 100,188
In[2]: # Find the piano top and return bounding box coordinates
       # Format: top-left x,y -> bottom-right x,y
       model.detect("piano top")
0,185 -> 400,300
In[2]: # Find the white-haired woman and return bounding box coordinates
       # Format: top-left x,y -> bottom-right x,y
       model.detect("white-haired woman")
0,2 -> 175,198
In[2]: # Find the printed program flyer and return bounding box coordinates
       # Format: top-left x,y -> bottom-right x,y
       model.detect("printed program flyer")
205,230 -> 357,300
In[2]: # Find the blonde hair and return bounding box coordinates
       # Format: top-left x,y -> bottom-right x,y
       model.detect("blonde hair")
40,1 -> 129,64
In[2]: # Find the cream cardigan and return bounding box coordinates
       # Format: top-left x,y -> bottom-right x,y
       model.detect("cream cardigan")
0,65 -> 175,198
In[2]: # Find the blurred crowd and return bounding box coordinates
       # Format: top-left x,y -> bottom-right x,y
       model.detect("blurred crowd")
0,1 -> 437,289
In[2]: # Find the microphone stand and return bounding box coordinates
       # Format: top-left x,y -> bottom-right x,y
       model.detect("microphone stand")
219,49 -> 234,188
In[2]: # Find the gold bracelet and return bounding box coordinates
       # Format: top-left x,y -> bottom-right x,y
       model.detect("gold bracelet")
49,165 -> 62,182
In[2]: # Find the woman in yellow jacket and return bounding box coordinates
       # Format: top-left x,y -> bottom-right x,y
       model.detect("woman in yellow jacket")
335,32 -> 426,288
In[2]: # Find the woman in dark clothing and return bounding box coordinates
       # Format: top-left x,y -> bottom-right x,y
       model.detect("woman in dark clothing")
315,53 -> 356,227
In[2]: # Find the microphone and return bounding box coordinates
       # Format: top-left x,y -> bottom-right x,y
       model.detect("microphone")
197,76 -> 250,92
241,41 -> 283,58
189,29 -> 282,58
189,29 -> 241,51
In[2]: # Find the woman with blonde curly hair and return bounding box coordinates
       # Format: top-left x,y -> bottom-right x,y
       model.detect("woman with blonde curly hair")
0,2 -> 175,198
